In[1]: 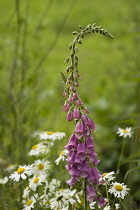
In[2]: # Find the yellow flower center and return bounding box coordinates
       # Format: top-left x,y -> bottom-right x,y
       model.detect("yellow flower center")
26,199 -> 33,206
32,144 -> 38,150
59,189 -> 64,191
38,163 -> 44,170
59,151 -> 65,156
79,201 -> 84,204
101,173 -> 108,177
115,184 -> 123,191
46,132 -> 53,135
33,177 -> 39,183
45,201 -> 51,204
123,129 -> 128,133
17,167 -> 25,174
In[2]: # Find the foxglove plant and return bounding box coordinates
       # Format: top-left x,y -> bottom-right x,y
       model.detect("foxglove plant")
61,23 -> 114,208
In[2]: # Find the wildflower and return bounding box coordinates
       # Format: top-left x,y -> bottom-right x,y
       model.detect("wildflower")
28,143 -> 49,156
23,194 -> 38,210
116,127 -> 132,138
115,203 -> 120,209
29,175 -> 46,191
23,186 -> 30,199
55,150 -> 68,165
100,171 -> 115,184
108,182 -> 130,199
39,131 -> 66,141
89,201 -> 96,209
49,189 -> 76,210
103,205 -> 111,210
32,159 -> 51,176
9,165 -> 32,182
0,176 -> 8,184
6,164 -> 16,172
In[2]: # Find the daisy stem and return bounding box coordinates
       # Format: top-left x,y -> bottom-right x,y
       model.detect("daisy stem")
84,180 -> 88,210
119,198 -> 127,210
27,181 -> 43,209
116,138 -> 126,177
105,184 -> 109,204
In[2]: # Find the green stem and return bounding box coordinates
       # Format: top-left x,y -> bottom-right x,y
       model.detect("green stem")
84,180 -> 88,210
116,138 -> 126,177
119,198 -> 127,210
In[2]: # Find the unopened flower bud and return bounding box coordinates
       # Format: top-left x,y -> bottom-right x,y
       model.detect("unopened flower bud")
73,108 -> 80,119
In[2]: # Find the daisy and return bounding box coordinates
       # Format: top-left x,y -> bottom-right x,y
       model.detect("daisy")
6,164 -> 16,172
32,159 -> 51,176
29,175 -> 46,191
89,201 -> 96,209
39,131 -> 66,141
0,176 -> 8,184
116,127 -> 132,138
23,186 -> 30,199
28,143 -> 50,156
50,189 -> 76,210
23,194 -> 38,210
115,203 -> 120,209
103,205 -> 111,210
9,165 -> 32,181
99,171 -> 115,184
55,150 -> 68,165
108,182 -> 130,199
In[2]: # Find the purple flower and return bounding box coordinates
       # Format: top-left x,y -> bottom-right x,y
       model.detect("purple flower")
66,111 -> 73,121
66,150 -> 76,163
75,122 -> 84,139
69,165 -> 80,176
81,115 -> 90,127
85,136 -> 94,148
80,160 -> 89,172
80,170 -> 89,178
76,98 -> 83,106
65,134 -> 78,151
77,143 -> 86,153
66,176 -> 77,186
73,108 -> 81,119
73,154 -> 83,169
98,197 -> 106,207
88,118 -> 96,130
83,107 -> 89,114
63,102 -> 70,112
68,95 -> 74,104
73,92 -> 79,99
77,153 -> 86,161
88,167 -> 100,185
86,185 -> 96,202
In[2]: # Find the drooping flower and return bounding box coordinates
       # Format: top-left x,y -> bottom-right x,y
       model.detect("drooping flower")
9,165 -> 32,182
116,127 -> 132,138
115,203 -> 120,209
108,182 -> 130,199
55,150 -> 69,165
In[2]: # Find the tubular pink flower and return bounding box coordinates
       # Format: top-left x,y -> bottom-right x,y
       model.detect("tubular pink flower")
63,102 -> 70,112
73,108 -> 81,119
75,122 -> 84,139
66,111 -> 73,121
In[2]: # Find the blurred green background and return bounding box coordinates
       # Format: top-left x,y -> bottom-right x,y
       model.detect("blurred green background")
0,0 -> 140,208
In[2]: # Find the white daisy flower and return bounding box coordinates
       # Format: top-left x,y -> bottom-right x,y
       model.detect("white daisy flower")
50,189 -> 76,210
28,143 -> 50,156
55,150 -> 68,165
23,186 -> 30,199
103,205 -> 111,210
0,176 -> 8,184
29,175 -> 46,191
116,127 -> 132,138
9,165 -> 32,182
108,182 -> 130,199
39,131 -> 66,141
99,171 -> 115,184
115,203 -> 120,209
89,201 -> 96,209
32,159 -> 51,176
6,164 -> 16,172
23,194 -> 38,210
